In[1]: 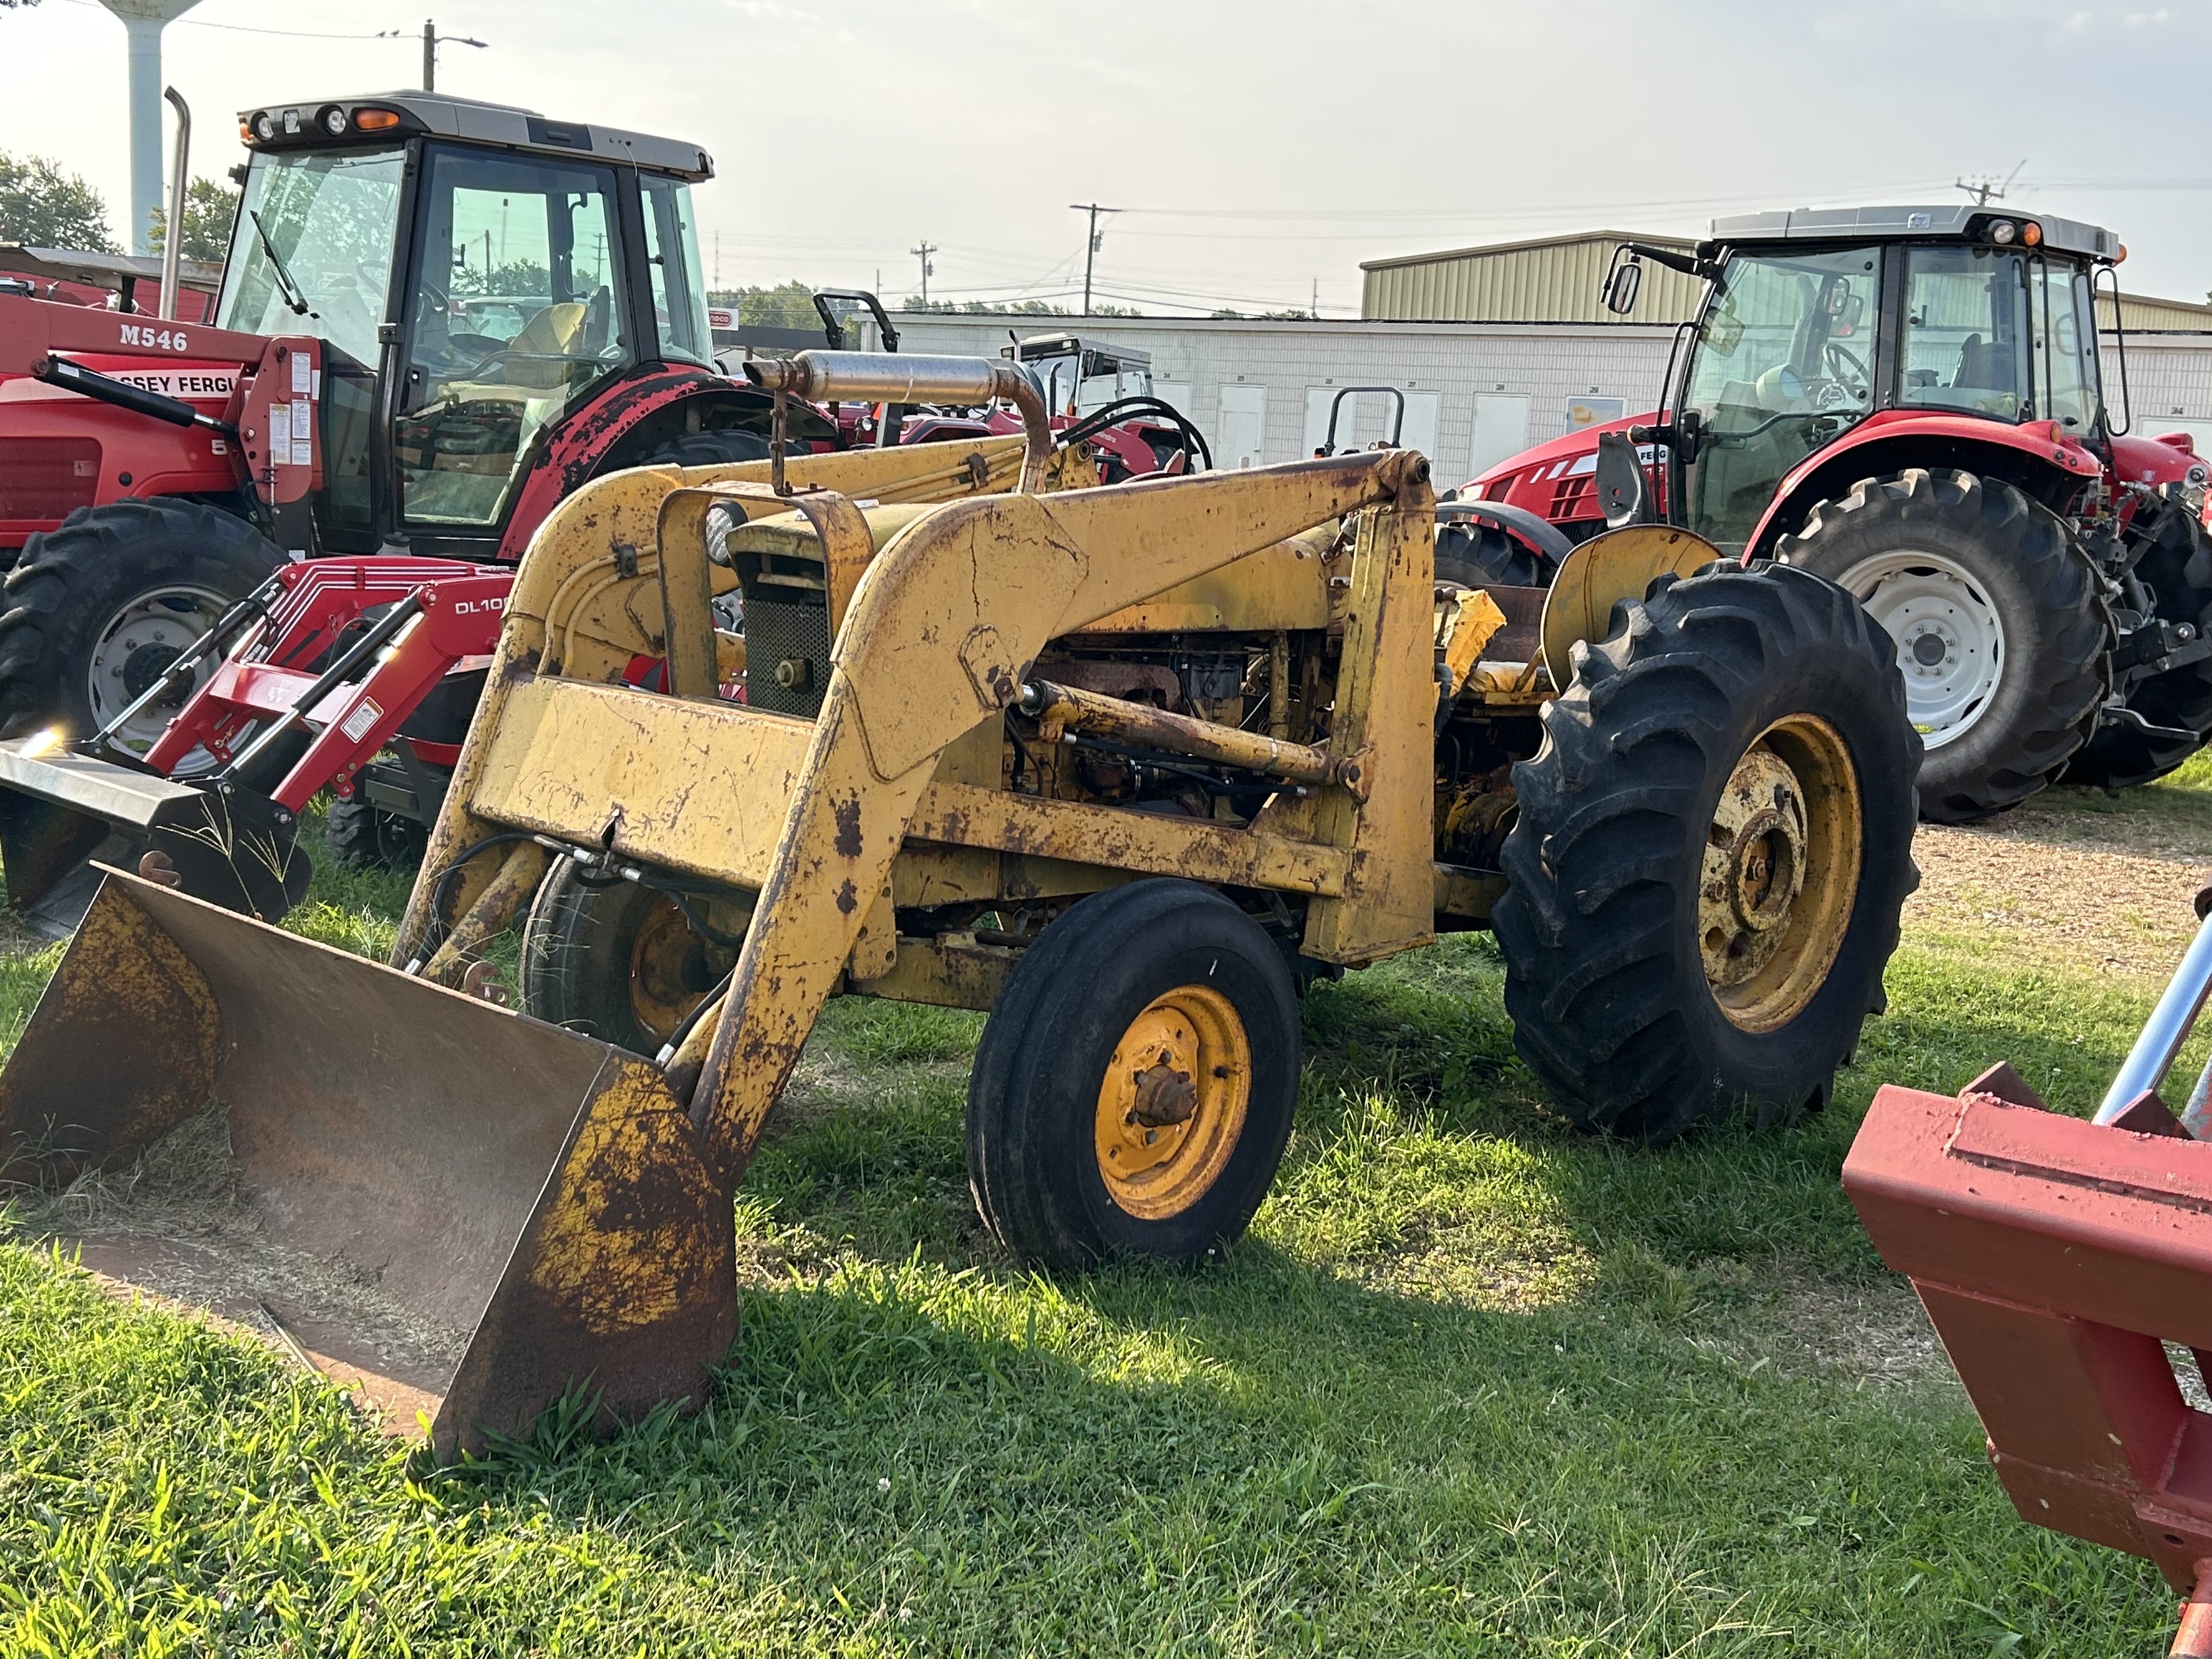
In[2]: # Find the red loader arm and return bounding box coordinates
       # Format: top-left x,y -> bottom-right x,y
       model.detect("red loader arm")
143,558 -> 508,812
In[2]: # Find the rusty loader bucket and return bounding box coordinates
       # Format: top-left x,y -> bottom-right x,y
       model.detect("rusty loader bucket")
0,868 -> 735,1455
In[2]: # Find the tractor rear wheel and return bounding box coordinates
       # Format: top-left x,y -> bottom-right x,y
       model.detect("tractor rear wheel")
519,858 -> 725,1056
966,879 -> 1300,1272
2063,507 -> 2212,789
0,499 -> 283,765
1775,469 -> 2108,822
1494,562 -> 1920,1144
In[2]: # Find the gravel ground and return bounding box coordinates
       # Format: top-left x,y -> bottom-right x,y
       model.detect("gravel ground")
1908,785 -> 2212,978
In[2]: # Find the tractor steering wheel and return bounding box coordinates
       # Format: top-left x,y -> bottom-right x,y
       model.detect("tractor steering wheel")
1824,341 -> 1870,402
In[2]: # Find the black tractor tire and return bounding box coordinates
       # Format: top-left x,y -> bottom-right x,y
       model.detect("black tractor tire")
1774,469 -> 2108,823
1493,562 -> 1921,1145
518,857 -> 724,1056
0,498 -> 284,756
966,879 -> 1301,1273
323,796 -> 427,871
1436,519 -> 1553,589
646,430 -> 771,568
2063,507 -> 2212,789
645,429 -> 772,469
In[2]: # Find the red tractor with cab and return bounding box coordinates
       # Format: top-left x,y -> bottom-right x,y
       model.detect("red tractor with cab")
0,89 -> 817,895
1458,205 -> 2209,821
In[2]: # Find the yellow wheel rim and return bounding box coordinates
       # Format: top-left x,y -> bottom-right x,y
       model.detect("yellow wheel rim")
1093,984 -> 1252,1220
1699,713 -> 1861,1034
628,894 -> 709,1048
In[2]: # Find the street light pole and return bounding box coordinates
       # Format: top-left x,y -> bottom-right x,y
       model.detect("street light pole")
400,19 -> 488,92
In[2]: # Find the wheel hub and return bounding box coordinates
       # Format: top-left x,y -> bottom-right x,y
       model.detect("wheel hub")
88,584 -> 232,761
1699,716 -> 1863,1034
1701,747 -> 1809,988
1094,985 -> 1250,1219
120,640 -> 188,703
1837,552 -> 2004,751
627,895 -> 714,1048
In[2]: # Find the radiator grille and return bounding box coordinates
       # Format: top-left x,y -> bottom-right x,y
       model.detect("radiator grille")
743,594 -> 831,717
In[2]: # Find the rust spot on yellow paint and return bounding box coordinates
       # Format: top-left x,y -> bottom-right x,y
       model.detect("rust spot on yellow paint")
833,795 -> 864,859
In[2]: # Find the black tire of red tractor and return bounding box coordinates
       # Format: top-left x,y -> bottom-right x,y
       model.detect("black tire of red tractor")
519,857 -> 717,1056
1436,520 -> 1552,590
966,879 -> 1301,1273
646,431 -> 771,568
1492,562 -> 1922,1145
2062,507 -> 2212,789
323,796 -> 427,872
1774,469 -> 2108,823
0,498 -> 284,740
645,430 -> 772,469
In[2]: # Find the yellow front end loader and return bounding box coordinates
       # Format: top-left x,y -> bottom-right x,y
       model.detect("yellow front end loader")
0,354 -> 1922,1457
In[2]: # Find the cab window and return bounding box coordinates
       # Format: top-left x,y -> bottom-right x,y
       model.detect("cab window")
395,147 -> 628,530
642,176 -> 712,367
1901,246 -> 2029,420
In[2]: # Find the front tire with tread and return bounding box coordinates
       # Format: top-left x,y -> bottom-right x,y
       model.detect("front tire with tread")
967,879 -> 1300,1273
1494,562 -> 1921,1144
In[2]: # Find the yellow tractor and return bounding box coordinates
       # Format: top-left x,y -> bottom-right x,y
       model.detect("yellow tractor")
0,354 -> 1920,1457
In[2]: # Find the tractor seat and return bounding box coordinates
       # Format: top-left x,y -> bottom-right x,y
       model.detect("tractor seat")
481,301 -> 589,392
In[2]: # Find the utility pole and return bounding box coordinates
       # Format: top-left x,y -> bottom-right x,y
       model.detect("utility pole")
911,240 -> 936,306
1955,160 -> 2026,207
1311,278 -> 1319,320
1070,202 -> 1120,317
403,19 -> 488,92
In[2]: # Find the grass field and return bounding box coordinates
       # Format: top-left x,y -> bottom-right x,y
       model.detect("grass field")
6,765 -> 2212,1655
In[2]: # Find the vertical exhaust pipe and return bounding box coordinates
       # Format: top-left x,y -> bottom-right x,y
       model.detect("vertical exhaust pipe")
159,86 -> 189,321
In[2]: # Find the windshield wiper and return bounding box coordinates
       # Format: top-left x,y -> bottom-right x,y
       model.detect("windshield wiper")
248,209 -> 312,317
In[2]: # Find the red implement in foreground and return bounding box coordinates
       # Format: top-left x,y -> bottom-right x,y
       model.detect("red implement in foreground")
0,556 -> 507,931
1847,889 -> 2212,1657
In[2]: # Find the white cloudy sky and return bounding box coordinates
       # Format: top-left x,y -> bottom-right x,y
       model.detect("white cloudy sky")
4,0 -> 2209,312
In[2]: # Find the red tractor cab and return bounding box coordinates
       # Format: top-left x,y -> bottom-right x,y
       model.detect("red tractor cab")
0,91 -> 819,912
1462,206 -> 2211,821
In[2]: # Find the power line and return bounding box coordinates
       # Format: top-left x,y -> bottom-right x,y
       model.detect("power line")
53,0 -> 397,38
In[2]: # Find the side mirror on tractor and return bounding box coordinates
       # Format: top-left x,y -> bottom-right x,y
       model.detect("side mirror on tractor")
1601,250 -> 1643,316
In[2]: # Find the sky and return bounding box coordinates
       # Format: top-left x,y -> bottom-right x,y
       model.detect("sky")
3,0 -> 2210,314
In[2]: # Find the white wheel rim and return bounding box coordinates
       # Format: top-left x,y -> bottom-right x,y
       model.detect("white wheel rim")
1833,551 -> 2004,751
86,583 -> 232,769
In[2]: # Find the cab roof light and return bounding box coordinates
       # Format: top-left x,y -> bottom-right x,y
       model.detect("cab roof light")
2021,221 -> 2044,247
1989,219 -> 2018,245
318,105 -> 348,138
238,120 -> 255,144
353,107 -> 402,132
249,111 -> 277,144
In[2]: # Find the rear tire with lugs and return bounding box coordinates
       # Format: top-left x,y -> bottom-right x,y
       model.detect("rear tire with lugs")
0,498 -> 283,760
1775,468 -> 2107,822
1494,562 -> 1921,1144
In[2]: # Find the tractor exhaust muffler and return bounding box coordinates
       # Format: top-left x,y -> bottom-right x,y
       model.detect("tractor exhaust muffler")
744,350 -> 1053,491
0,870 -> 736,1456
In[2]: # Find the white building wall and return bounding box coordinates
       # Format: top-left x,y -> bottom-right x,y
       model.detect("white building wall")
879,312 -> 1677,489
871,313 -> 2212,484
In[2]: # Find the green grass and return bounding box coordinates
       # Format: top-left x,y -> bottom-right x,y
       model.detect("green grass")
2,794 -> 2204,1654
